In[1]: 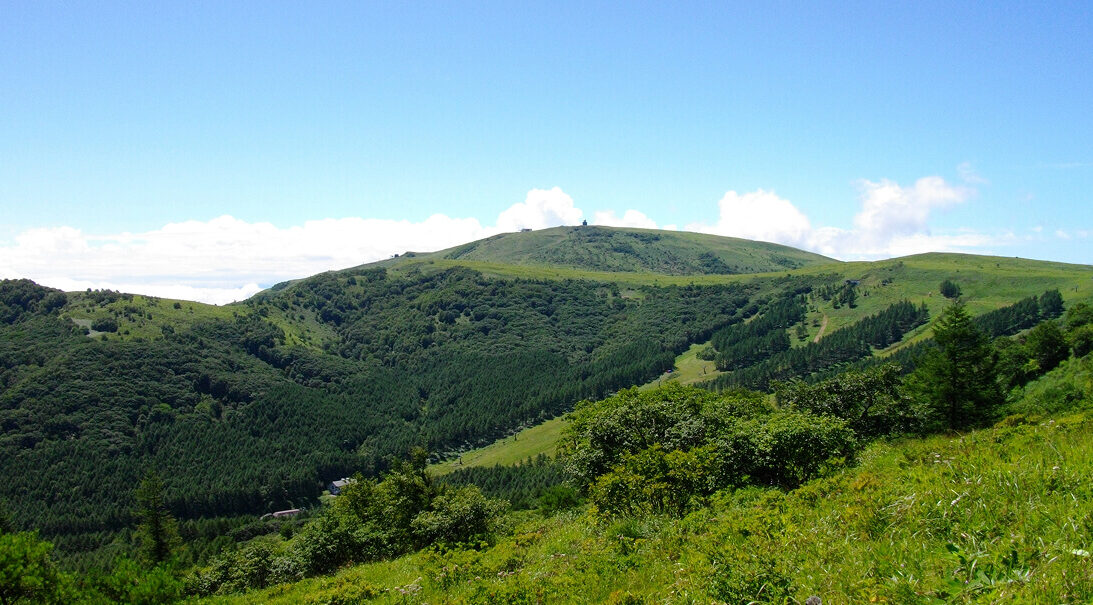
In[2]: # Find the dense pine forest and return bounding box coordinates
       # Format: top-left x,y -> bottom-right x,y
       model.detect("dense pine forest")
2,228 -> 1093,603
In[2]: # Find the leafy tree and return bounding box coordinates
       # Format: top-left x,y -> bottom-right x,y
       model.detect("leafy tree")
0,532 -> 74,604
1025,321 -> 1069,374
1065,301 -> 1093,331
908,302 -> 1001,430
134,471 -> 180,566
939,279 -> 962,299
777,363 -> 919,437
994,337 -> 1034,390
91,317 -> 118,333
409,485 -> 507,548
1071,324 -> 1093,358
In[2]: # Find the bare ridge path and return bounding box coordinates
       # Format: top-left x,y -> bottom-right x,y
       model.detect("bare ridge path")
813,314 -> 829,343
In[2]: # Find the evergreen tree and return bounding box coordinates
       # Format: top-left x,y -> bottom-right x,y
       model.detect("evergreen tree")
0,500 -> 11,535
1039,289 -> 1064,319
133,471 -> 180,566
909,301 -> 1001,430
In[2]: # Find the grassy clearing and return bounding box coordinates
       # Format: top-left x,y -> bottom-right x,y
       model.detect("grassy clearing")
61,293 -> 242,341
640,341 -> 723,390
429,417 -> 568,476
58,290 -> 339,350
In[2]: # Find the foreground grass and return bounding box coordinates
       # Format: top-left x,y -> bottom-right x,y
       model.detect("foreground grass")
203,398 -> 1093,603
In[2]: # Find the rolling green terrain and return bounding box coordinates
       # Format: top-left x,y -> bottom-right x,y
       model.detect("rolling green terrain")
1,227 -> 1091,576
415,225 -> 833,275
198,351 -> 1093,604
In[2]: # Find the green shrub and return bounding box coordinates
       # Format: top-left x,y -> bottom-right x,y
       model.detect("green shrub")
569,384 -> 857,519
777,363 -> 919,437
92,558 -> 184,604
939,279 -> 961,299
537,485 -> 582,515
1026,321 -> 1070,374
91,316 -> 118,332
729,411 -> 857,488
0,532 -> 76,605
410,485 -> 507,549
1070,324 -> 1093,358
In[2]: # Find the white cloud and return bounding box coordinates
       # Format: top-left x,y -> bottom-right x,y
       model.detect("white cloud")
0,187 -> 662,304
851,177 -> 969,237
1056,229 -> 1071,240
0,214 -> 500,304
686,189 -> 812,247
496,187 -> 583,231
592,209 -> 657,229
836,176 -> 975,256
686,174 -> 1002,260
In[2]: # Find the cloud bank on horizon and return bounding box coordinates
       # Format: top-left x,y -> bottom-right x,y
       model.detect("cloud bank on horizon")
0,177 -> 1035,304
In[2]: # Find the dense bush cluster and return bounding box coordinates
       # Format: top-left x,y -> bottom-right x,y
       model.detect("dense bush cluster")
189,450 -> 505,595
560,384 -> 859,518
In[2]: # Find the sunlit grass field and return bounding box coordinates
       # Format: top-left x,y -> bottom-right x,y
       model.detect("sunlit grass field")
429,417 -> 568,476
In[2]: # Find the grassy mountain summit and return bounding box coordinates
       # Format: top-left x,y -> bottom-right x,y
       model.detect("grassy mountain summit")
409,225 -> 834,275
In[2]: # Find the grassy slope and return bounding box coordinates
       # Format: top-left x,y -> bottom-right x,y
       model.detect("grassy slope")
428,417 -> 568,476
60,293 -> 239,341
640,341 -> 721,389
58,289 -> 340,350
799,253 -> 1093,346
204,356 -> 1093,604
433,226 -> 834,274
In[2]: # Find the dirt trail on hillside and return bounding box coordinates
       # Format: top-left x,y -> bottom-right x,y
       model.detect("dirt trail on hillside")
813,315 -> 828,343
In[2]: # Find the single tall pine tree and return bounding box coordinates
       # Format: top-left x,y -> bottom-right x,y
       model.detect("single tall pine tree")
134,471 -> 180,566
910,301 -> 1002,430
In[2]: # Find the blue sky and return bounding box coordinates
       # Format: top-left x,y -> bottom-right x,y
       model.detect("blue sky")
1,2 -> 1090,302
